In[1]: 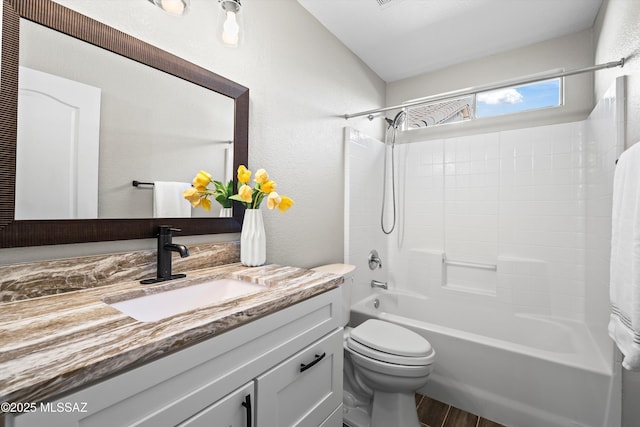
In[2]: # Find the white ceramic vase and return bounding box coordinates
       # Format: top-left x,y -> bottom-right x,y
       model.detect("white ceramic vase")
219,207 -> 233,218
240,209 -> 266,266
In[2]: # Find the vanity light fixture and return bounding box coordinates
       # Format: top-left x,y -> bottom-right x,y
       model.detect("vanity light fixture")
147,0 -> 191,16
218,0 -> 243,47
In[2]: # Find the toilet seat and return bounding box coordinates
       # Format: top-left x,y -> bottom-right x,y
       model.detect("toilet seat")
347,319 -> 435,366
345,344 -> 434,378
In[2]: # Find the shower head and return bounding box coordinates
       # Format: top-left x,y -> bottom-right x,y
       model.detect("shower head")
386,110 -> 406,129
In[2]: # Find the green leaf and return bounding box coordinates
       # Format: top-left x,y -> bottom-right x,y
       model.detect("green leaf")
215,194 -> 232,208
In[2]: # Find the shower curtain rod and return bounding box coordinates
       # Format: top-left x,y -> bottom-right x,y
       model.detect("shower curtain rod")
344,58 -> 625,120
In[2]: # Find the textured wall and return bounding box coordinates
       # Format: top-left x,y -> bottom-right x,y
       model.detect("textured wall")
594,0 -> 640,148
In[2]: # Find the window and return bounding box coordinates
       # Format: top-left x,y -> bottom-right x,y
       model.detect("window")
406,78 -> 562,130
476,78 -> 561,117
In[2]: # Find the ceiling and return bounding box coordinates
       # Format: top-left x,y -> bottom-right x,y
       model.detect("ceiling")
296,0 -> 603,82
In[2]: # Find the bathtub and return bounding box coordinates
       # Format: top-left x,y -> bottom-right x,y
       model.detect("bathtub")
350,292 -> 619,427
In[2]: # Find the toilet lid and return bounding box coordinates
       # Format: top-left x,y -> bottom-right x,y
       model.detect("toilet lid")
349,319 -> 433,358
346,337 -> 435,366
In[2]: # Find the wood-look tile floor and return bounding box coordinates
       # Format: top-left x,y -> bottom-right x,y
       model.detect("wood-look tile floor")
416,394 -> 506,427
343,393 -> 506,427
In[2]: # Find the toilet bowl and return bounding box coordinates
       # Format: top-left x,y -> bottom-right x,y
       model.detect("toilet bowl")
312,264 -> 436,427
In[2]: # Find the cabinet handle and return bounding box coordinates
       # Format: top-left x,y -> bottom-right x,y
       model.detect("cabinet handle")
241,394 -> 252,427
299,352 -> 326,373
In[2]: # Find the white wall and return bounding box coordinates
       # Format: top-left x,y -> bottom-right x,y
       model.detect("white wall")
593,1 -> 640,425
0,0 -> 385,266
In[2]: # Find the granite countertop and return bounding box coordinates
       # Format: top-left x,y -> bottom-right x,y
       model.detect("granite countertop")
0,263 -> 342,405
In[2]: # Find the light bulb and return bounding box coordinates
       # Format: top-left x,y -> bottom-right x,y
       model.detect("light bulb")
218,0 -> 242,47
161,0 -> 185,15
222,11 -> 240,46
149,0 -> 190,16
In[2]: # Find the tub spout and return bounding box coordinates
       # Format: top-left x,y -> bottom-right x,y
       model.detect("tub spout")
371,280 -> 388,290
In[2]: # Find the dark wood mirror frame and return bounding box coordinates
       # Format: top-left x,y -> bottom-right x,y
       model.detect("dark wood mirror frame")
0,0 -> 249,248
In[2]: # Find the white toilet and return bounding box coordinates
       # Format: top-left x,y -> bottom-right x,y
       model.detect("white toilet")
312,264 -> 435,427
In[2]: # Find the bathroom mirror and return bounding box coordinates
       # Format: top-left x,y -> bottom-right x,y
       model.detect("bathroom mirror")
0,0 -> 249,247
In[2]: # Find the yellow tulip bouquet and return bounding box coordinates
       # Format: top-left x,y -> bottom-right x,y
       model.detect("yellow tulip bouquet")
183,165 -> 293,213
229,165 -> 294,212
183,170 -> 233,211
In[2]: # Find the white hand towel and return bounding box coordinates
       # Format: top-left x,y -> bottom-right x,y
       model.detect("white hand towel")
609,142 -> 640,370
153,181 -> 192,218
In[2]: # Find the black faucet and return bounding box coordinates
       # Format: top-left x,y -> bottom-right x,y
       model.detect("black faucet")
141,226 -> 190,284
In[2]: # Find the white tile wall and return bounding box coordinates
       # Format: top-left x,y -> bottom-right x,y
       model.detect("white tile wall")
381,121 -> 588,320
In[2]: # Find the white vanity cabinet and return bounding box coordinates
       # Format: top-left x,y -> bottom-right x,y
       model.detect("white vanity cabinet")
9,288 -> 343,427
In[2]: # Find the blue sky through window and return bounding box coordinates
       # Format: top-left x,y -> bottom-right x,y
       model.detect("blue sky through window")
476,78 -> 561,117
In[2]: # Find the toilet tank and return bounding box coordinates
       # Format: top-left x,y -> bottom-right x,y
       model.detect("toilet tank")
311,263 -> 356,327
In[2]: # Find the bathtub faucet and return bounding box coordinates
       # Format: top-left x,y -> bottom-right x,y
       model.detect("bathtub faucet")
371,280 -> 388,290
368,250 -> 382,270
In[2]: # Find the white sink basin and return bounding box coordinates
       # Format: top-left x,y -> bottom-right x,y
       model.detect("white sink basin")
107,278 -> 267,322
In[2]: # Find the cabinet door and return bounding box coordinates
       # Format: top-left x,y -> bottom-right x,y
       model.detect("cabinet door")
178,382 -> 254,427
256,329 -> 343,427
